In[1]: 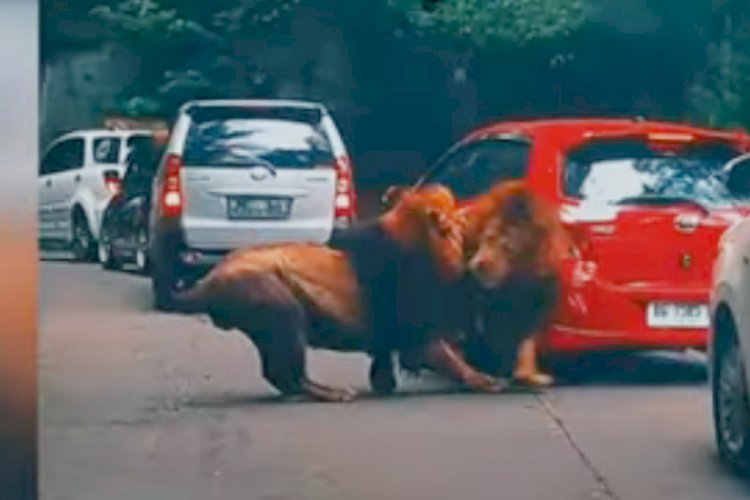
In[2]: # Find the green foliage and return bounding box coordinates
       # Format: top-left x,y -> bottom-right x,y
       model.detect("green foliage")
390,0 -> 588,47
86,0 -> 297,117
91,0 -> 197,41
39,0 -> 750,137
88,0 -> 221,116
687,0 -> 750,129
688,40 -> 750,128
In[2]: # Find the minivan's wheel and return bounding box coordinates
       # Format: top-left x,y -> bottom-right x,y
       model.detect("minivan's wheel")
151,256 -> 185,311
71,211 -> 97,262
134,227 -> 150,275
713,334 -> 750,475
152,271 -> 177,311
98,226 -> 118,270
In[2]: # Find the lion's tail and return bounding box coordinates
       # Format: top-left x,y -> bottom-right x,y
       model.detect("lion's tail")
172,278 -> 238,330
171,278 -> 211,314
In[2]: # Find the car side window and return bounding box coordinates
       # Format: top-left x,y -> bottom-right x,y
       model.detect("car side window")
121,163 -> 141,196
122,142 -> 162,196
431,138 -> 531,199
40,138 -> 85,175
93,137 -> 121,164
427,144 -> 473,191
40,144 -> 59,176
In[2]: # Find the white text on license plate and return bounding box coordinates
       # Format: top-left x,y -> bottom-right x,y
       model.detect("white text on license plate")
227,196 -> 292,220
646,302 -> 709,329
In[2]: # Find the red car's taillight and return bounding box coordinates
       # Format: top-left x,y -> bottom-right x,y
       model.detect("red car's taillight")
333,156 -> 356,227
563,224 -> 599,284
161,154 -> 183,218
103,170 -> 121,196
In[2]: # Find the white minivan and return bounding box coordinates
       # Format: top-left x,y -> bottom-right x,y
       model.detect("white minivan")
148,100 -> 357,310
38,129 -> 154,260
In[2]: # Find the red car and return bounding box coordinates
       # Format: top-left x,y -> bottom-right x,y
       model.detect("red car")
414,118 -> 750,355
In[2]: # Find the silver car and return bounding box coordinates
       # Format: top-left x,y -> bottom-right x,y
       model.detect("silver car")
148,99 -> 357,310
39,129 -> 154,261
709,152 -> 750,476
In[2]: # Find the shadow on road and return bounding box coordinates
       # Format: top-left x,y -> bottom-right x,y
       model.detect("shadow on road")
184,352 -> 707,409
184,378 -> 541,409
549,351 -> 707,387
701,447 -> 750,492
121,277 -> 155,312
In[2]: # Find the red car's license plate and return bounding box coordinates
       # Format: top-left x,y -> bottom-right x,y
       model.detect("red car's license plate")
646,302 -> 709,328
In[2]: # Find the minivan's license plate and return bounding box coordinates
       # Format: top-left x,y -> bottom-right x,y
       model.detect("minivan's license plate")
227,196 -> 292,220
646,302 -> 709,329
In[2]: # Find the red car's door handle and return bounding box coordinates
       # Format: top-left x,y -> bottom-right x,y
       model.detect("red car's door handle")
743,255 -> 749,266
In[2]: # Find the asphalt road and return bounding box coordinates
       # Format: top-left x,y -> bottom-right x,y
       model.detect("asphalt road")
39,259 -> 750,500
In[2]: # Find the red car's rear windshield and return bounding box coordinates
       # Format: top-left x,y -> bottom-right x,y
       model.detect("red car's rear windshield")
563,139 -> 744,209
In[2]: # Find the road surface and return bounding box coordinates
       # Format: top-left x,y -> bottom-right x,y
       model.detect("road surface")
39,260 -> 750,500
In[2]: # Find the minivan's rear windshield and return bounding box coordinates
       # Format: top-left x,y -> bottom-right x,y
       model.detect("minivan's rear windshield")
182,106 -> 334,169
564,139 -> 744,208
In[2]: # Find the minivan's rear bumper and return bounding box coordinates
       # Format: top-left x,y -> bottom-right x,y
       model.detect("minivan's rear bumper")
173,218 -> 355,269
541,278 -> 710,354
180,214 -> 335,251
177,229 -> 350,271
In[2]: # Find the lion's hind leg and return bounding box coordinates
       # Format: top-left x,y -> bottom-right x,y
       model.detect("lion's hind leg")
512,336 -> 554,389
235,274 -> 357,403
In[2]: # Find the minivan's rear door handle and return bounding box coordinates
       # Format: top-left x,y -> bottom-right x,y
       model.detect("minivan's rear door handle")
74,175 -> 81,183
743,255 -> 749,266
45,178 -> 51,187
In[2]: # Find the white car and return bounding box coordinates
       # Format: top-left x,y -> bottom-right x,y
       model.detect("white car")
148,99 -> 357,310
39,129 -> 154,260
709,153 -> 750,476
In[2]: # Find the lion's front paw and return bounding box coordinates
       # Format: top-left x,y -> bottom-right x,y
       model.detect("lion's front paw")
465,372 -> 510,393
513,371 -> 554,389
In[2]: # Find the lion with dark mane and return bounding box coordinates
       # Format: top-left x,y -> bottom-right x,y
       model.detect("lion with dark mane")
174,184 -> 504,402
458,180 -> 576,387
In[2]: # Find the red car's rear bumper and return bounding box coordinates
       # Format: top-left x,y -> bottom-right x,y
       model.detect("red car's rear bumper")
539,274 -> 709,354
542,324 -> 706,353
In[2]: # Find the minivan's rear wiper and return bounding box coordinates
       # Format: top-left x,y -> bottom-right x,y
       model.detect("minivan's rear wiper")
614,195 -> 712,214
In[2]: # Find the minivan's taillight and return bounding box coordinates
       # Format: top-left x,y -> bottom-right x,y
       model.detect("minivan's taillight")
333,156 -> 356,228
161,154 -> 183,218
103,170 -> 121,196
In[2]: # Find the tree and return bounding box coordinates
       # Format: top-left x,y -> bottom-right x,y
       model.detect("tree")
88,0 -> 299,117
390,0 -> 588,48
688,40 -> 750,128
687,0 -> 750,128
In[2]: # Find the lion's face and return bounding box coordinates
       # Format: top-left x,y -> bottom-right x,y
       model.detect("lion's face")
419,199 -> 466,282
383,184 -> 466,281
467,182 -> 571,289
468,217 -> 543,289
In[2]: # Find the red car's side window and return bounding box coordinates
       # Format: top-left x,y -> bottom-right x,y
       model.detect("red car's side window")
427,138 -> 532,200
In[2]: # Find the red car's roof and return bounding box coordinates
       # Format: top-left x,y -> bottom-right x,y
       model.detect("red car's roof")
467,118 -> 750,149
